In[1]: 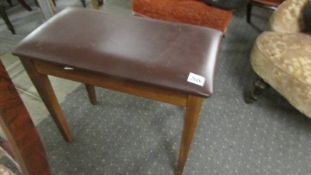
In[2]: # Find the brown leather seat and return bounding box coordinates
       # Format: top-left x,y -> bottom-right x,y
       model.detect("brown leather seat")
13,8 -> 223,97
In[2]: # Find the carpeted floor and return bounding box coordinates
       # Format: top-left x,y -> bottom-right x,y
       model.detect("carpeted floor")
0,0 -> 44,55
34,1 -> 311,175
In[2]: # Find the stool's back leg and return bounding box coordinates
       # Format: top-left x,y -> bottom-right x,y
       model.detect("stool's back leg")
20,58 -> 73,142
85,84 -> 97,105
177,95 -> 203,175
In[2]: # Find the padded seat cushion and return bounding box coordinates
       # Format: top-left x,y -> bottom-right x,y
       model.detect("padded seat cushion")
251,32 -> 311,117
132,0 -> 232,32
13,8 -> 224,97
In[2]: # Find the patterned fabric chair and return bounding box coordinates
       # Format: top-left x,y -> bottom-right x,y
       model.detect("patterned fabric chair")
132,0 -> 233,32
248,0 -> 311,118
246,0 -> 285,23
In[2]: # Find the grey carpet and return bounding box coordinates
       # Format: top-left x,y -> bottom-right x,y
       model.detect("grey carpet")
0,0 -> 114,55
29,1 -> 311,175
0,0 -> 44,55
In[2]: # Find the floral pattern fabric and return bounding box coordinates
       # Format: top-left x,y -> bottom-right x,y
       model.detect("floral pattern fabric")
252,0 -> 311,118
251,32 -> 311,118
269,0 -> 308,33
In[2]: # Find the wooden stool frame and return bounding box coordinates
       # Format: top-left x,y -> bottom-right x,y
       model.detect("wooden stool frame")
20,57 -> 206,175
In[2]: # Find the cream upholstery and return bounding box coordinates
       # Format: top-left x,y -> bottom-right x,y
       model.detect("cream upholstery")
251,0 -> 311,118
269,0 -> 308,33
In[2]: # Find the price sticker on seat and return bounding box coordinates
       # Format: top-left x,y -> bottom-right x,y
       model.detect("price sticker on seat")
187,73 -> 205,86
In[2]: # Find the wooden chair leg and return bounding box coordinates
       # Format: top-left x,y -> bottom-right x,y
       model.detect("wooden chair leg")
20,58 -> 73,142
80,0 -> 86,7
0,6 -> 16,34
177,95 -> 203,175
98,0 -> 104,6
246,1 -> 253,23
7,0 -> 13,7
245,76 -> 269,104
85,84 -> 97,105
34,0 -> 39,6
17,0 -> 32,11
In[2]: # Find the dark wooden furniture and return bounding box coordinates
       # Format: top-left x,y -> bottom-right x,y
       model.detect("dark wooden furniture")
17,0 -> 33,11
0,60 -> 51,175
6,0 -> 40,11
6,0 -> 13,7
13,8 -> 224,175
0,3 -> 15,34
247,0 -> 284,23
244,76 -> 270,103
9,0 -> 35,11
80,0 -> 86,7
0,0 -> 34,34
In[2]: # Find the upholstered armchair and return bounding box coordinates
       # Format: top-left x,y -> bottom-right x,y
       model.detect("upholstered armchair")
247,0 -> 311,118
132,0 -> 233,32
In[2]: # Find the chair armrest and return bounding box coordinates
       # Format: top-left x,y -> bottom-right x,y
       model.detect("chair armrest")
269,0 -> 308,33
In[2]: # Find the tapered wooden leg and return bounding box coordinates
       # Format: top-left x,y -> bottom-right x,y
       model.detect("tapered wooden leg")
246,1 -> 253,23
177,95 -> 203,175
7,0 -> 13,7
20,58 -> 72,142
80,0 -> 86,7
34,0 -> 39,6
0,5 -> 16,34
245,76 -> 269,104
98,0 -> 104,6
17,0 -> 32,11
85,84 -> 97,105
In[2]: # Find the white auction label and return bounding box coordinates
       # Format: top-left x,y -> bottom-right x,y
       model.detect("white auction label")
64,66 -> 74,70
187,72 -> 205,86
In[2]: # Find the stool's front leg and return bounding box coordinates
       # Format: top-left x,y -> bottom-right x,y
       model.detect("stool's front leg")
177,95 -> 203,175
20,58 -> 73,142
